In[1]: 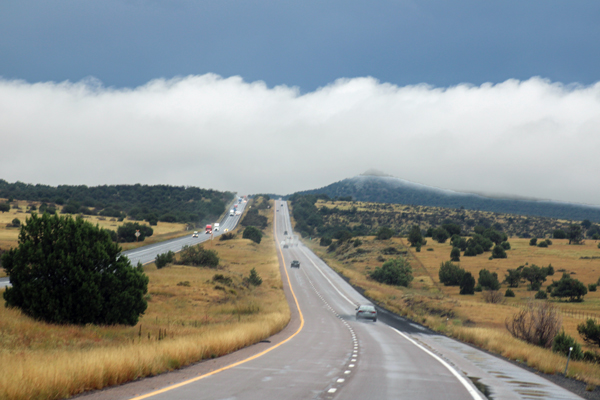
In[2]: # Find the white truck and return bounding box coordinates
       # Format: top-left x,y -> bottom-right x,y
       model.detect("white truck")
229,209 -> 235,216
214,223 -> 220,231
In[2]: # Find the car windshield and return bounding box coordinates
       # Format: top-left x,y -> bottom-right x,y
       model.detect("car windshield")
359,305 -> 375,312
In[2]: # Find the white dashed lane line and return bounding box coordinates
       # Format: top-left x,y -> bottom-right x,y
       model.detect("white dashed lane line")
300,267 -> 357,398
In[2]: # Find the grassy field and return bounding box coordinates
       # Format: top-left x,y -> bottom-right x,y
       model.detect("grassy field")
305,233 -> 600,386
0,200 -> 190,277
0,200 -> 289,400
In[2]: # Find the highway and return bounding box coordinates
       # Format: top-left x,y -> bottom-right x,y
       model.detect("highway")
79,200 -> 582,400
0,199 -> 246,289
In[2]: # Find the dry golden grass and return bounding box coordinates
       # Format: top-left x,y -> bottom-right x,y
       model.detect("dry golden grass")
304,234 -> 600,385
0,200 -> 289,400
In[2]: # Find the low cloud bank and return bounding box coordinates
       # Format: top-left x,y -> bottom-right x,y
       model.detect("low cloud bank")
1,74 -> 599,204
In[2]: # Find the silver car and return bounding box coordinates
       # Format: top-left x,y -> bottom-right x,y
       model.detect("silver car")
356,305 -> 377,322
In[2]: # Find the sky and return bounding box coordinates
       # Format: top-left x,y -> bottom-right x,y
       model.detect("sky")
1,1 -> 600,204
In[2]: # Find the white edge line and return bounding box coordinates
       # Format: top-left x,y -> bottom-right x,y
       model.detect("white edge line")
390,327 -> 485,400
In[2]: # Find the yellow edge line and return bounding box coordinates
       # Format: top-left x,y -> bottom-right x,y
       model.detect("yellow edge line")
129,205 -> 304,400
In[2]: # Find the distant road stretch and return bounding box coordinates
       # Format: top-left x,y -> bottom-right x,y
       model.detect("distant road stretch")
0,199 -> 247,289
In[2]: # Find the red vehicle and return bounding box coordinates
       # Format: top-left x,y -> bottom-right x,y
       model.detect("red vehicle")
205,224 -> 212,234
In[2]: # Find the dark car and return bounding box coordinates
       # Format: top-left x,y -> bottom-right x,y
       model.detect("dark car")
284,231 -> 288,235
356,305 -> 377,322
291,260 -> 300,268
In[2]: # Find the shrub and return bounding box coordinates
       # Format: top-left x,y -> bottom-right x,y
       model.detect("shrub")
529,238 -> 538,246
243,226 -> 262,244
117,222 -> 154,243
537,241 -> 548,248
478,269 -> 500,291
505,288 -> 515,297
11,218 -> 20,227
553,229 -> 567,239
506,301 -> 561,348
492,245 -> 507,259
319,236 -> 333,247
178,245 -> 219,268
551,273 -> 588,302
432,227 -> 450,243
219,232 -> 236,241
212,274 -> 233,286
459,272 -> 475,295
353,238 -> 363,247
482,290 -> 504,304
376,227 -> 394,240
552,331 -> 583,360
438,261 -> 465,286
535,290 -> 547,299
450,246 -> 461,262
501,241 -> 511,250
370,258 -> 413,287
155,250 -> 175,269
407,225 -> 425,247
505,269 -> 521,288
577,319 -> 600,347
244,268 -> 262,287
1,213 -> 148,325
474,284 -> 483,292
588,283 -> 597,292
545,239 -> 553,246
521,265 -> 548,290
0,203 -> 10,213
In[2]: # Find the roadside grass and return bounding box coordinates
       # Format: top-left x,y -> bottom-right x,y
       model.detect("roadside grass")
0,200 -> 288,400
305,235 -> 600,385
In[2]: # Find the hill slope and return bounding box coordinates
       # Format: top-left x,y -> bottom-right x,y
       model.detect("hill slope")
295,173 -> 600,222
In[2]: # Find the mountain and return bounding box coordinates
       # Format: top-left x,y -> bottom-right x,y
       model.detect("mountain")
295,172 -> 600,222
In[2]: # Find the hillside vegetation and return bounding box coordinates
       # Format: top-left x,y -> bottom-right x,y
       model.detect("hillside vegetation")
293,196 -> 600,386
296,173 -> 600,222
0,180 -> 234,225
0,198 -> 288,400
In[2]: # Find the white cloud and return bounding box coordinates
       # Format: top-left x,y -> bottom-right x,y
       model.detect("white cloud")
1,74 -> 599,204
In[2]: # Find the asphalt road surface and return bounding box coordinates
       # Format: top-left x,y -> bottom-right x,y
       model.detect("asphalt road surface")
78,200 -> 582,400
0,199 -> 247,289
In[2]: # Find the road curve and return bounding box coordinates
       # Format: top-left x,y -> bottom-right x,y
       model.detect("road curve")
77,201 -> 582,399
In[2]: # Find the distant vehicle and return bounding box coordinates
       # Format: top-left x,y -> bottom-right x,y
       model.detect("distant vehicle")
230,209 -> 235,216
238,198 -> 243,203
192,231 -> 199,238
284,231 -> 288,235
356,305 -> 377,322
235,211 -> 241,216
281,203 -> 283,206
291,260 -> 300,268
214,223 -> 220,231
234,204 -> 238,209
283,244 -> 289,249
205,225 -> 212,234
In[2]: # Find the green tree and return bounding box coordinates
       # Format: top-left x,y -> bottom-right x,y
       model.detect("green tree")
155,250 -> 175,269
568,224 -> 584,245
478,269 -> 500,290
245,268 -> 263,287
370,258 -> 413,287
376,227 -> 395,240
551,273 -> 587,302
0,203 -> 10,213
11,218 -> 20,227
529,237 -> 538,246
407,225 -> 424,247
243,226 -> 263,244
450,246 -> 461,262
553,229 -> 567,239
460,272 -> 475,295
2,213 -> 148,325
521,265 -> 547,290
492,245 -> 507,259
439,261 -> 465,286
504,269 -> 521,288
432,227 -> 450,243
577,319 -> 600,347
